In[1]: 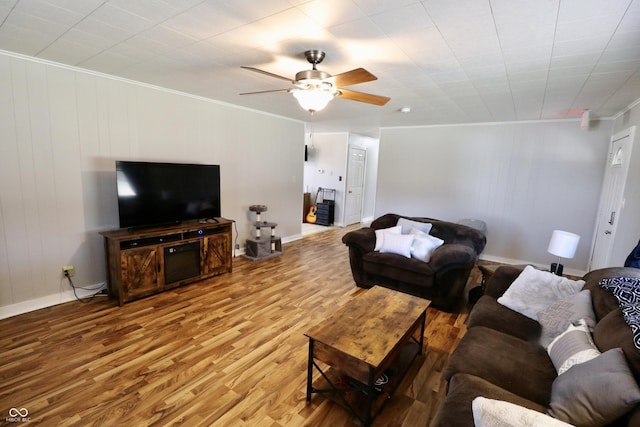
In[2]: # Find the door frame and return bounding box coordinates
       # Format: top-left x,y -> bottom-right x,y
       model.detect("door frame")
589,126 -> 636,270
344,146 -> 367,226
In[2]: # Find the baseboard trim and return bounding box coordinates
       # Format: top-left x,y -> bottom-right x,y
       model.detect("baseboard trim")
283,234 -> 302,243
0,285 -> 107,320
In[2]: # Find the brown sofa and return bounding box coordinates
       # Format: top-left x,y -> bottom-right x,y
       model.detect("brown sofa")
341,213 -> 486,311
432,265 -> 640,427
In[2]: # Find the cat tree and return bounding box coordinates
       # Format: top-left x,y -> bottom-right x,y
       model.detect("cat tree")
244,204 -> 282,261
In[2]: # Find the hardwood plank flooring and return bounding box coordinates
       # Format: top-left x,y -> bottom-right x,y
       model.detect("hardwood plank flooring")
0,226 -> 489,426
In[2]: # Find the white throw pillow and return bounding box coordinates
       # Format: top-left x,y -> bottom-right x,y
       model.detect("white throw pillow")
497,265 -> 585,320
379,233 -> 414,258
472,397 -> 574,427
409,228 -> 444,262
374,225 -> 402,251
397,217 -> 433,235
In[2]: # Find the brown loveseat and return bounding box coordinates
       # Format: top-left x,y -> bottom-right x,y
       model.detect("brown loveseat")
432,265 -> 640,427
341,213 -> 486,311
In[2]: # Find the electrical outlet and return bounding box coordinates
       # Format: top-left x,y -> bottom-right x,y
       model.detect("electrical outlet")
63,265 -> 75,277
235,244 -> 240,250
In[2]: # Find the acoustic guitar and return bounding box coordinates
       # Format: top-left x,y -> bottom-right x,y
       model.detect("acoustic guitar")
305,187 -> 321,224
306,205 -> 317,224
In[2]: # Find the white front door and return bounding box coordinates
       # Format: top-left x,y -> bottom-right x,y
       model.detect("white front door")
344,147 -> 366,226
590,127 -> 635,269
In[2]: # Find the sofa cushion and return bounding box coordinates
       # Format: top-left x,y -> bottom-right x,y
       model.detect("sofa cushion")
473,397 -> 573,427
497,265 -> 585,320
538,290 -> 596,349
444,326 -> 556,405
467,295 -> 541,341
363,251 -> 434,275
362,252 -> 436,289
484,265 -> 527,298
547,320 -> 600,375
593,309 -> 640,384
428,243 -> 477,271
548,348 -> 640,427
430,373 -> 547,427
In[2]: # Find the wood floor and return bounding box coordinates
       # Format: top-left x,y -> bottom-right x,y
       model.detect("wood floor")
0,226 -> 486,426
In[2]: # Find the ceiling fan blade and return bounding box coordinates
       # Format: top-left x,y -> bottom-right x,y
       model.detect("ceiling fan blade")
328,68 -> 377,87
336,88 -> 390,106
240,89 -> 291,95
241,66 -> 294,83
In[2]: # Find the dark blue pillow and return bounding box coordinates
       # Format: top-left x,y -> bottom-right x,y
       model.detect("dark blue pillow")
625,240 -> 640,268
600,277 -> 640,351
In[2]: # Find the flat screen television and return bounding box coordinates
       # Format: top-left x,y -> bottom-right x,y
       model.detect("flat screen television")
116,160 -> 221,229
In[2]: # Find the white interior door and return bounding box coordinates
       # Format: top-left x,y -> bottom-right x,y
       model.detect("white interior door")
590,127 -> 635,269
344,147 -> 366,226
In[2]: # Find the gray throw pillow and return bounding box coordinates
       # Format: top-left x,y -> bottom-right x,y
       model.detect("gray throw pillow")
548,348 -> 640,426
538,290 -> 596,349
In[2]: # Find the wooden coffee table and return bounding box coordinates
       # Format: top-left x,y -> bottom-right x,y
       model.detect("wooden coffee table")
304,286 -> 430,426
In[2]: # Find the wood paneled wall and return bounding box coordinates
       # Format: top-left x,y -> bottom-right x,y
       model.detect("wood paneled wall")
377,121 -> 613,274
0,51 -> 304,316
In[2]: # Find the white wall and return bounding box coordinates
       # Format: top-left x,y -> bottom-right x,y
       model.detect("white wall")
303,132 -> 348,225
377,120 -> 613,274
611,103 -> 640,266
0,52 -> 304,318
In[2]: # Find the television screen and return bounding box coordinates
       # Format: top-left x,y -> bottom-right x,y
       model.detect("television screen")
116,160 -> 221,229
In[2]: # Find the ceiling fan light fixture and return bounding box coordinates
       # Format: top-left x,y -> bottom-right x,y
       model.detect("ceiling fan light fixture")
241,49 -> 390,111
292,88 -> 336,113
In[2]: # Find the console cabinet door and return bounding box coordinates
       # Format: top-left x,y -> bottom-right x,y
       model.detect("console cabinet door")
120,247 -> 160,300
202,233 -> 231,275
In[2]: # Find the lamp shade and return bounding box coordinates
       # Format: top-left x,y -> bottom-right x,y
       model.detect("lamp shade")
547,230 -> 580,259
292,89 -> 335,113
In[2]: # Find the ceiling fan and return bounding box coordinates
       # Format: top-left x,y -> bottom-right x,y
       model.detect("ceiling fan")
240,50 -> 390,113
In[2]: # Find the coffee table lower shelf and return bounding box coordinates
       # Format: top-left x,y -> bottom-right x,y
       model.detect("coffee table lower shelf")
307,340 -> 421,426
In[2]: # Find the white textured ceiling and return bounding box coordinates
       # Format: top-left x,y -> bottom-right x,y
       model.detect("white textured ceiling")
1,0 -> 640,135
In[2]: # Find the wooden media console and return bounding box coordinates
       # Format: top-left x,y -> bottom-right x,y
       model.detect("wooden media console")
101,219 -> 233,305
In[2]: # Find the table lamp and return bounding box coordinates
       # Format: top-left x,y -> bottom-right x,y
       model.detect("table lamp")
547,230 -> 580,276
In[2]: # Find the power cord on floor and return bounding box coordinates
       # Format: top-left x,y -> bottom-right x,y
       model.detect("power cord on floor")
64,273 -> 106,303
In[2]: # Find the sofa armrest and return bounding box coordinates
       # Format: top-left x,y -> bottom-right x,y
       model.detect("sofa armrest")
341,227 -> 376,252
370,213 -> 402,230
342,227 -> 376,287
429,243 -> 477,271
484,265 -> 526,299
